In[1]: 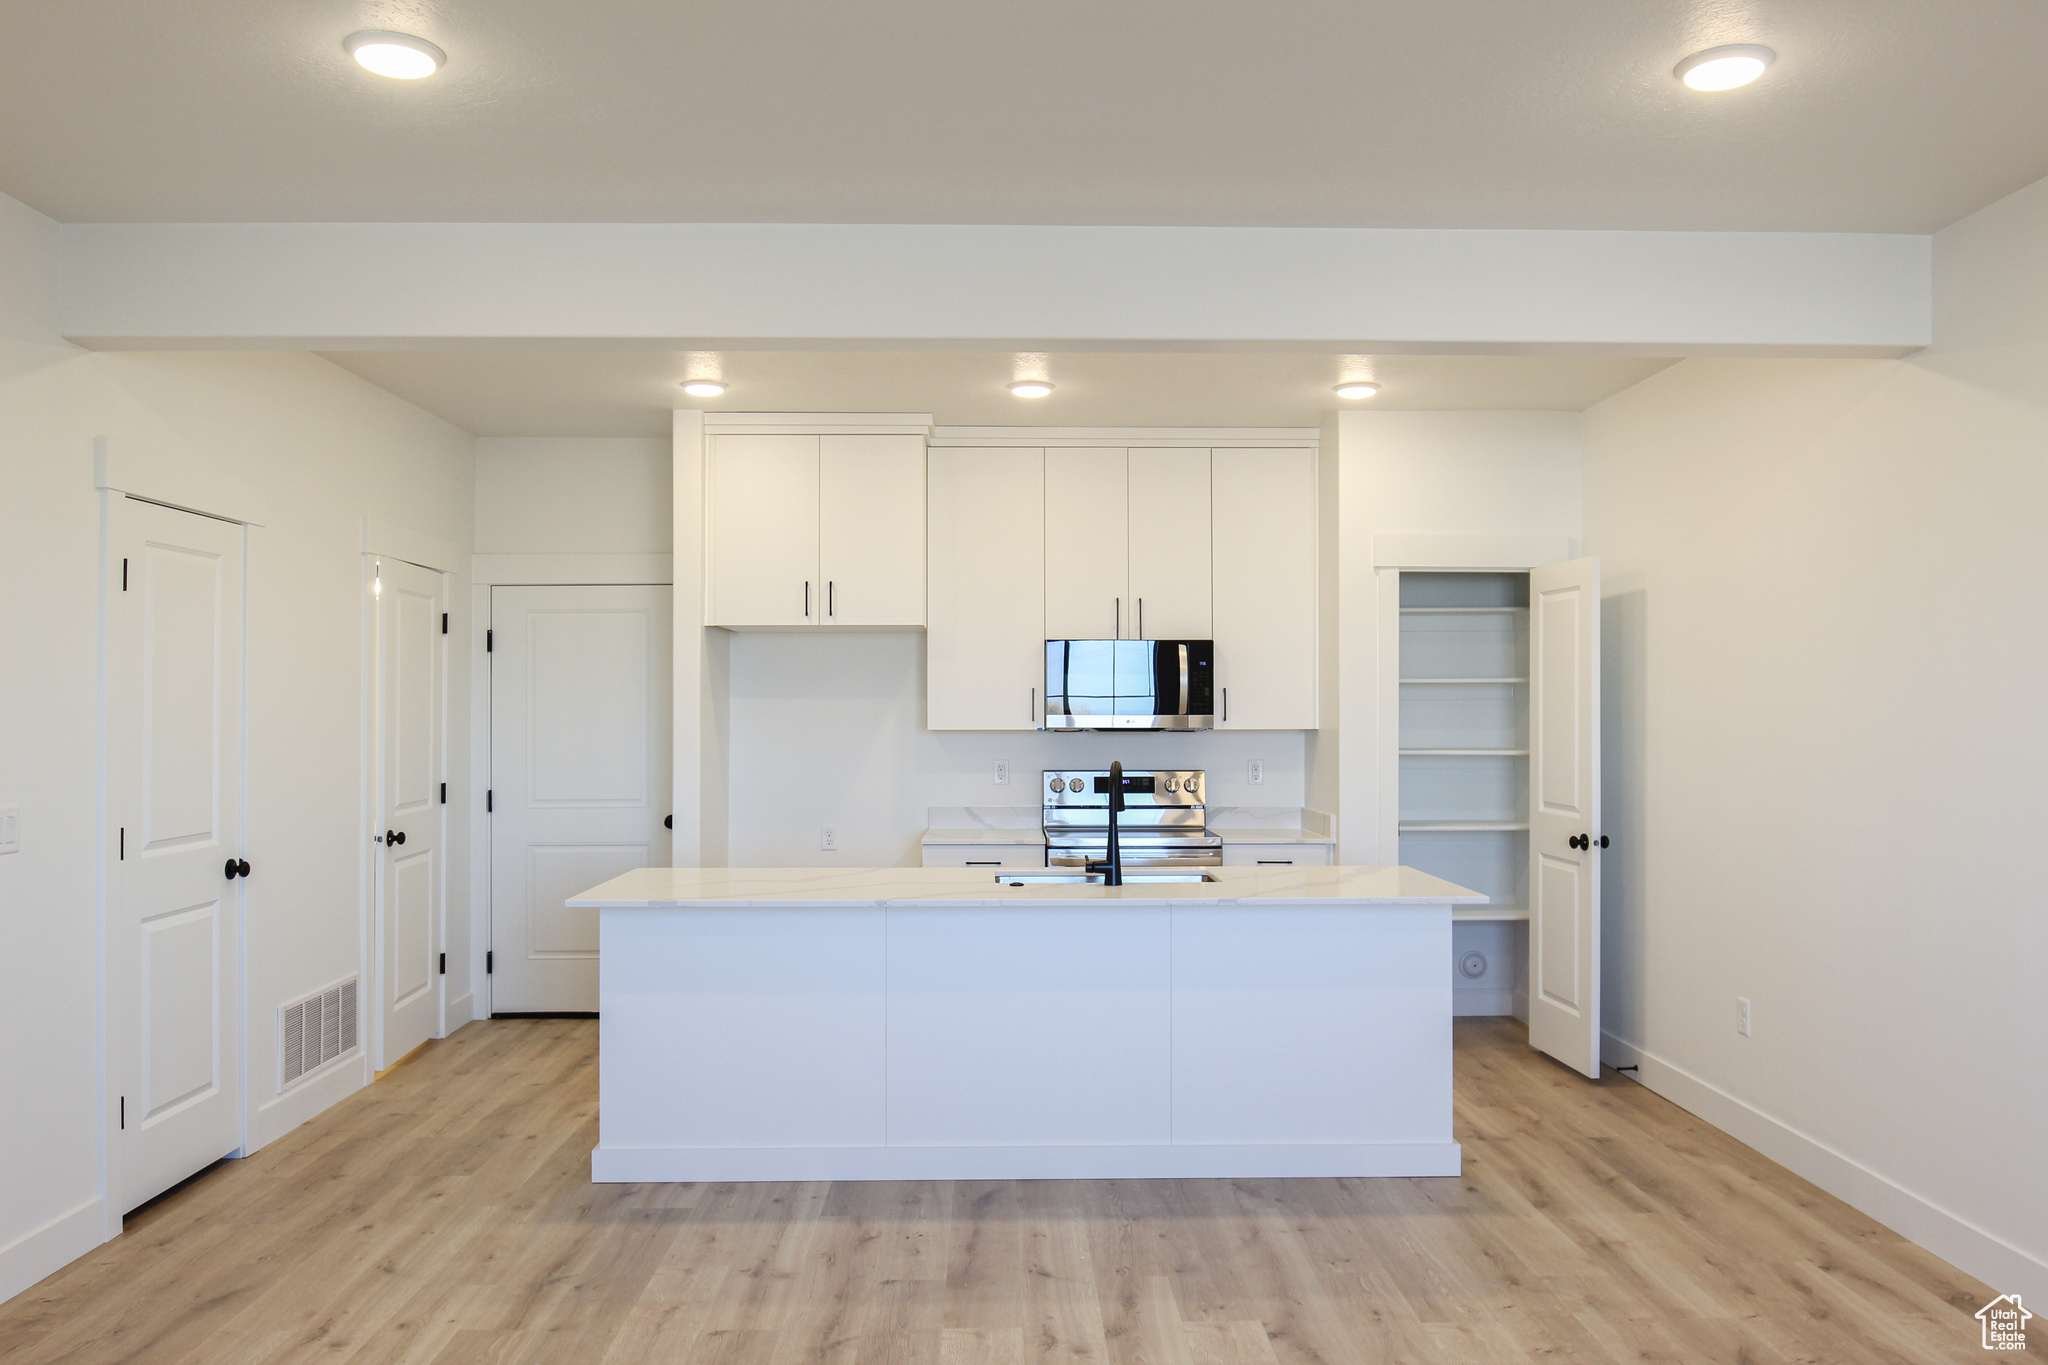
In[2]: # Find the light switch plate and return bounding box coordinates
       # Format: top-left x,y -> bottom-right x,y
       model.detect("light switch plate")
0,807 -> 19,855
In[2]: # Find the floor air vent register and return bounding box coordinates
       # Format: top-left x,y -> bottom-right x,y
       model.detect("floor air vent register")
280,979 -> 358,1087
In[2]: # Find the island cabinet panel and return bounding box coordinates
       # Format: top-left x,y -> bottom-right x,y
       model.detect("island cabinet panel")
885,907 -> 1172,1146
926,447 -> 1046,730
1043,448 -> 1130,638
1171,905 -> 1451,1145
1211,447 -> 1318,729
598,907 -> 887,1150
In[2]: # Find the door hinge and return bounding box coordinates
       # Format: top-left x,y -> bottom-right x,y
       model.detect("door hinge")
485,950 -> 493,974
438,952 -> 446,975
119,1096 -> 125,1130
485,629 -> 493,652
441,612 -> 448,635
121,558 -> 128,591
439,782 -> 447,805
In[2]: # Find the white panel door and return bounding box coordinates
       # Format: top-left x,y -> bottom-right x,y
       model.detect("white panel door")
1044,448 -> 1129,639
1212,448 -> 1318,729
110,496 -> 244,1212
491,585 -> 673,1012
819,434 -> 926,626
926,448 -> 1046,730
375,557 -> 444,1068
1127,448 -> 1211,639
1527,556 -> 1602,1077
707,435 -> 820,627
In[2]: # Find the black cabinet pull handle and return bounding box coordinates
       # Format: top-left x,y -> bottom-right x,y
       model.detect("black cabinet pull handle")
237,858 -> 251,878
965,860 -> 1001,866
224,858 -> 240,879
387,829 -> 406,846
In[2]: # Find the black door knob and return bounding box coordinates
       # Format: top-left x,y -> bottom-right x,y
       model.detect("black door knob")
237,858 -> 251,878
387,829 -> 406,846
1597,835 -> 1609,849
1569,833 -> 1587,850
665,815 -> 673,830
224,858 -> 240,879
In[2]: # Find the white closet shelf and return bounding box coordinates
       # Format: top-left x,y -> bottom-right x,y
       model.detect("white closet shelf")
1399,821 -> 1530,832
1453,906 -> 1530,922
1399,748 -> 1530,757
1398,607 -> 1528,615
1398,677 -> 1529,685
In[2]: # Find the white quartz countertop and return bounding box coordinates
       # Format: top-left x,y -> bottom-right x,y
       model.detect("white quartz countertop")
1207,827 -> 1337,845
568,864 -> 1486,909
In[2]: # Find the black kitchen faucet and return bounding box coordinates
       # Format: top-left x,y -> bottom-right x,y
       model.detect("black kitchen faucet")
1089,760 -> 1126,886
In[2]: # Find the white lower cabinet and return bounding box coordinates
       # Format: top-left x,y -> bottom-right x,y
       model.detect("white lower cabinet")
920,845 -> 1044,869
1220,844 -> 1334,867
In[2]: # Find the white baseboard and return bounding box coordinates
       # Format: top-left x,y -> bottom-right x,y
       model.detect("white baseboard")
1602,1030 -> 2047,1302
248,1051 -> 370,1153
593,1141 -> 1463,1183
0,1197 -> 106,1306
1453,987 -> 1515,1017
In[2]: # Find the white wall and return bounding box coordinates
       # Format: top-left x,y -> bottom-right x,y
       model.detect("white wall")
1314,410 -> 1583,862
723,632 -> 1305,867
1582,177 -> 2048,1301
475,437 -> 670,554
0,192 -> 475,1304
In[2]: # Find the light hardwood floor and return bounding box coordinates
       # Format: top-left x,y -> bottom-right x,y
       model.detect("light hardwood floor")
0,1018 -> 2022,1364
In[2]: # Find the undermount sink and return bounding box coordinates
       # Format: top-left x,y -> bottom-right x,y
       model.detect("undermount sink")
996,870 -> 1219,885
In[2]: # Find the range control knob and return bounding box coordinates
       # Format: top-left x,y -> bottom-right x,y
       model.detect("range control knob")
1050,778 -> 1066,792
1163,778 -> 1178,792
1184,776 -> 1198,792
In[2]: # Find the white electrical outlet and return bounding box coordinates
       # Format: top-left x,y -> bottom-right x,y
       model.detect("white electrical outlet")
1737,997 -> 1752,1037
1248,759 -> 1264,785
821,826 -> 838,852
0,807 -> 19,855
994,759 -> 1010,785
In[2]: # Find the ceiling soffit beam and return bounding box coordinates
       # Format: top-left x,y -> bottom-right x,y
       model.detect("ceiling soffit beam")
58,222 -> 1931,356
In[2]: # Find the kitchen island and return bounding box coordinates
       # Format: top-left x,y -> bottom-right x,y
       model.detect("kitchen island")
568,865 -> 1485,1183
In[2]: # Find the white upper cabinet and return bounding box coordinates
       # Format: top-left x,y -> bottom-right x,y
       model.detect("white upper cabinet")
707,434 -> 819,627
708,433 -> 926,628
1044,448 -> 1128,638
1212,447 -> 1318,729
819,434 -> 926,626
1127,448 -> 1211,639
928,448 -> 1045,730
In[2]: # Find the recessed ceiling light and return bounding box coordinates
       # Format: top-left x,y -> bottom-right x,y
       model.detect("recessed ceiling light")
680,380 -> 727,398
1674,44 -> 1774,92
344,31 -> 446,80
1009,381 -> 1054,398
1334,381 -> 1380,399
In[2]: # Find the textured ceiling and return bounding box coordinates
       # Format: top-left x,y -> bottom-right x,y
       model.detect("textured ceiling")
317,349 -> 1679,435
6,1 -> 2048,230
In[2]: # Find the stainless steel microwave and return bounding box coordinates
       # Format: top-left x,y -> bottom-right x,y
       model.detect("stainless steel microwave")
1042,640 -> 1214,731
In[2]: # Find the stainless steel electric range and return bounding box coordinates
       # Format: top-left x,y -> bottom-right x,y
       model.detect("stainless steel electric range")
1041,769 -> 1222,869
